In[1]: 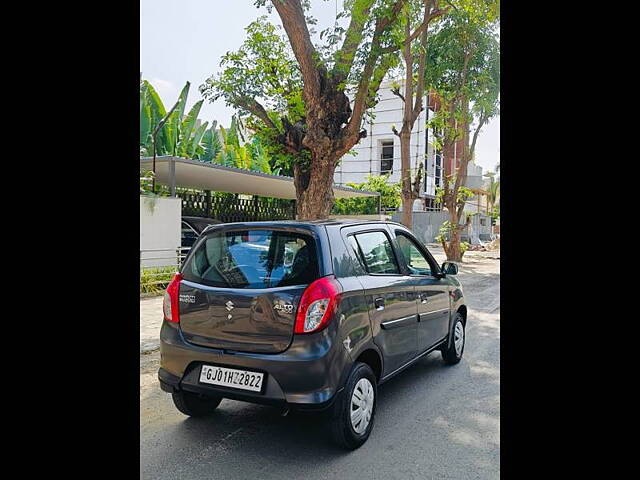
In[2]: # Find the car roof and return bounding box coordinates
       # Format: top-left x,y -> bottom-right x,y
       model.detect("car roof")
200,219 -> 405,231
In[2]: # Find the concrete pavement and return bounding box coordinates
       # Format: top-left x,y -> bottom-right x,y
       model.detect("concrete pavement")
140,296 -> 164,354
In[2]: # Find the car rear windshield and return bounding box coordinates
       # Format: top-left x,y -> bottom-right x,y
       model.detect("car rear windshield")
182,229 -> 319,289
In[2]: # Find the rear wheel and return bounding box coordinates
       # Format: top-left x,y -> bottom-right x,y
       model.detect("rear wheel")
441,312 -> 465,365
329,362 -> 377,450
171,391 -> 222,417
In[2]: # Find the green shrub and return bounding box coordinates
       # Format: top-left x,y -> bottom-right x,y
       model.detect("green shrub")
140,266 -> 177,295
333,174 -> 401,215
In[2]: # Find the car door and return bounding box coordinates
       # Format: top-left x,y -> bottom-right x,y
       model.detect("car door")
392,228 -> 451,353
342,226 -> 419,376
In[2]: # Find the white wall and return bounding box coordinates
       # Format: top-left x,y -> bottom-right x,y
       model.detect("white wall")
140,196 -> 181,268
462,162 -> 486,215
335,80 -> 437,211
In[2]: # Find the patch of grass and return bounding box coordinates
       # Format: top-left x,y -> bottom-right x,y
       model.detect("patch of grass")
140,266 -> 176,295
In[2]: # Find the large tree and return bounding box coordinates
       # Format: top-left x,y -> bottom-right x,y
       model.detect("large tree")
202,0 -> 440,220
426,2 -> 499,261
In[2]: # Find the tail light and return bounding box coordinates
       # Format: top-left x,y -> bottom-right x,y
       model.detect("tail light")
294,276 -> 342,334
163,273 -> 183,323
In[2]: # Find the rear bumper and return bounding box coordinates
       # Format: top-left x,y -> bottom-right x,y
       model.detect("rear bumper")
158,320 -> 349,409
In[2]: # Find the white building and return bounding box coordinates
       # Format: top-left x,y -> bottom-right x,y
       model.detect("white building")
335,80 -> 441,211
336,80 -> 486,214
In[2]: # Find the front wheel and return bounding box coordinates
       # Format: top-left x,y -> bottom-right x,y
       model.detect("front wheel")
171,391 -> 222,417
441,313 -> 465,365
329,362 -> 377,450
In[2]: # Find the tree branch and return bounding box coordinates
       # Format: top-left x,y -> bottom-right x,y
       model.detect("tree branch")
391,86 -> 405,102
378,4 -> 447,55
344,0 -> 407,140
270,0 -> 321,100
332,0 -> 376,80
469,110 -> 487,160
366,57 -> 395,107
235,97 -> 278,131
412,0 -> 437,121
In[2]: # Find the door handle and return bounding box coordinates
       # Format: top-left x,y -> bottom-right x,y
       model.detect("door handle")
374,297 -> 385,311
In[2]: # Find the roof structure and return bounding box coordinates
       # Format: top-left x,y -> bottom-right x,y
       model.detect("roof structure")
140,156 -> 380,200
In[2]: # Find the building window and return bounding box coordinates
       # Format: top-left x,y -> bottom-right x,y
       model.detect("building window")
380,140 -> 394,174
480,218 -> 487,226
435,152 -> 442,187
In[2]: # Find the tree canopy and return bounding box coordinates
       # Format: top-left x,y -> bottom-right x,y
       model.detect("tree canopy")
201,0 -> 450,219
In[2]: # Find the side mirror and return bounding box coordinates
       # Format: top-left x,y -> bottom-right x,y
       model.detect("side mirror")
441,261 -> 458,275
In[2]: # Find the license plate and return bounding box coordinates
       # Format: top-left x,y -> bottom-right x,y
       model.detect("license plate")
199,365 -> 265,393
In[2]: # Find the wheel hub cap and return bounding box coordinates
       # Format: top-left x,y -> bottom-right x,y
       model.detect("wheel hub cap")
351,378 -> 374,434
454,321 -> 464,356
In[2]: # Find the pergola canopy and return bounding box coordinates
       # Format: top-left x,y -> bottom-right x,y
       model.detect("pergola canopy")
140,156 -> 380,200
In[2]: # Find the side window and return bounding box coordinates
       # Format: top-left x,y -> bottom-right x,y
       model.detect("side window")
353,231 -> 399,274
395,232 -> 432,276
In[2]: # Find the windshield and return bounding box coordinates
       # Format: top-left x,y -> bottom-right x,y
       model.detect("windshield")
182,229 -> 319,289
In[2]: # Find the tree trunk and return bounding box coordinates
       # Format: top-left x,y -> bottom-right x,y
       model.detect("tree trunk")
447,227 -> 462,262
443,203 -> 463,262
293,152 -> 336,220
400,130 -> 414,228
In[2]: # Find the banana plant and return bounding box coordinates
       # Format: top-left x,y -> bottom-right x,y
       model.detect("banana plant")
140,81 -> 170,156
140,79 -> 211,159
213,120 -> 271,173
177,99 -> 203,157
140,79 -> 273,173
200,120 -> 222,162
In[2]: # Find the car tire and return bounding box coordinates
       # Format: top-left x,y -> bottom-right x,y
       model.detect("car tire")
171,391 -> 222,417
441,312 -> 465,365
329,362 -> 377,450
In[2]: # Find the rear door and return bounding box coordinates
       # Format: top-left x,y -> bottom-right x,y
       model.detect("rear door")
178,227 -> 321,354
343,226 -> 419,376
392,228 -> 450,352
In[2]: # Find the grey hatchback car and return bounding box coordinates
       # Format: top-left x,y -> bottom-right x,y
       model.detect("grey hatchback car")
158,220 -> 466,449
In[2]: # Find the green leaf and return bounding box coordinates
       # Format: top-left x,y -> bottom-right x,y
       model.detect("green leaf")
142,81 -> 169,154
140,83 -> 152,149
178,99 -> 203,156
165,82 -> 190,155
201,121 -> 222,162
188,121 -> 208,158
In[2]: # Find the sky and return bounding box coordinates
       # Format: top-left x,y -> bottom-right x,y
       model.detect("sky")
140,0 -> 499,173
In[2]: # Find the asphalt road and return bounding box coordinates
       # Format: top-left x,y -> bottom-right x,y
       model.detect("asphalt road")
140,252 -> 500,480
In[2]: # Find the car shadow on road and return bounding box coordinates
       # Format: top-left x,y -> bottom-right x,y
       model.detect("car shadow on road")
163,353 -> 489,455
143,350 -> 499,478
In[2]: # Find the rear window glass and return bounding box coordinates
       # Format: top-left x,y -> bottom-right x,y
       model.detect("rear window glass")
182,229 -> 319,289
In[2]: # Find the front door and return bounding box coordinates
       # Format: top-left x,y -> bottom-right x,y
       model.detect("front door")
393,230 -> 450,352
343,228 -> 418,376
